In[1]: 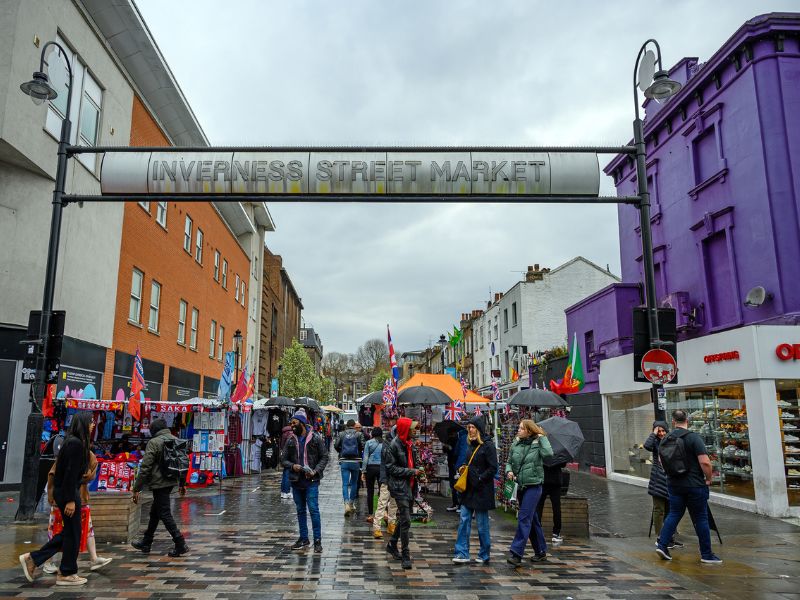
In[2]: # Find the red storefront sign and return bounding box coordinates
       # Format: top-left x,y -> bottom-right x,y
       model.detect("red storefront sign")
704,351 -> 740,363
775,343 -> 800,361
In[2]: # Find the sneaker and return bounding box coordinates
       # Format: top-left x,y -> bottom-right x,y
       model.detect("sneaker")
701,554 -> 723,564
42,561 -> 58,574
373,530 -> 383,539
786,446 -> 800,453
281,492 -> 292,499
784,434 -> 800,442
90,556 -> 113,571
551,534 -> 563,543
783,423 -> 798,430
452,555 -> 471,563
786,457 -> 800,464
667,540 -> 684,549
291,538 -> 310,551
788,468 -> 800,476
18,554 -> 37,582
473,557 -> 490,564
446,505 -> 460,512
314,540 -> 322,553
656,546 -> 672,561
781,411 -> 795,418
778,400 -> 793,408
530,553 -> 547,562
387,523 -> 397,536
55,574 -> 87,586
506,553 -> 522,567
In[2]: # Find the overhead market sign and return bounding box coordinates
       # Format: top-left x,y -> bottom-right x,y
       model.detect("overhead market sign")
100,151 -> 600,197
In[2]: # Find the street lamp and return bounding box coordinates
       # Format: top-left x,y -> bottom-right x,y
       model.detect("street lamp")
233,329 -> 243,383
15,42 -> 74,521
438,334 -> 447,374
633,39 -> 682,421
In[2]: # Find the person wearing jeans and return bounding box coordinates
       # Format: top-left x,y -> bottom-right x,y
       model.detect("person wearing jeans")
281,411 -> 329,553
334,420 -> 365,515
279,424 -> 293,499
452,415 -> 497,564
536,461 -> 567,543
361,427 -> 384,528
505,419 -> 553,566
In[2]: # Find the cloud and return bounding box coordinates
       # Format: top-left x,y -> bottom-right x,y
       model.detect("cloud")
134,0 -> 797,353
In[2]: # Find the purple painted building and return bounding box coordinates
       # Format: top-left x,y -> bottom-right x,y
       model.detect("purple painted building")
565,13 -> 800,517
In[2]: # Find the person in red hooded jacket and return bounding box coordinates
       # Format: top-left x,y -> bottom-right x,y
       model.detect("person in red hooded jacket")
383,417 -> 425,569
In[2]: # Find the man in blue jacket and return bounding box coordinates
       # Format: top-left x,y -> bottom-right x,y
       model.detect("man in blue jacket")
445,426 -> 468,512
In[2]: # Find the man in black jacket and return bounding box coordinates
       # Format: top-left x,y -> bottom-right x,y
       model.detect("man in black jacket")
281,411 -> 329,553
384,417 -> 424,569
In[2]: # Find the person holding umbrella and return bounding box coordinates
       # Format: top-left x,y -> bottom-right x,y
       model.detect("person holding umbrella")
505,420 -> 553,566
452,415 -> 497,564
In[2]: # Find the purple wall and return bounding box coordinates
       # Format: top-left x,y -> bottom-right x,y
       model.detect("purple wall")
568,13 -> 800,372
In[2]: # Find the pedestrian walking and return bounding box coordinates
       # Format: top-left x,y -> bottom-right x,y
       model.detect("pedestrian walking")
373,418 -> 398,539
445,425 -> 468,512
19,412 -> 94,586
131,418 -> 188,557
452,415 -> 497,564
279,423 -> 293,499
39,448 -> 113,575
334,419 -> 365,516
384,417 -> 425,569
281,410 -> 329,553
506,419 -> 553,567
536,460 -> 567,544
361,426 -> 384,527
643,420 -> 682,548
656,409 -> 722,564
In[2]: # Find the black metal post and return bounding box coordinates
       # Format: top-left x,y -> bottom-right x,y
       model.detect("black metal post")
16,43 -> 74,520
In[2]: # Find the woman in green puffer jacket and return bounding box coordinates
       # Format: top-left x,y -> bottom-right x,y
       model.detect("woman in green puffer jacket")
505,419 -> 553,566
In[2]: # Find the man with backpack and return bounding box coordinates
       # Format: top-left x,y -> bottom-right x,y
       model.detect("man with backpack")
334,419 -> 365,515
131,419 -> 188,557
656,409 -> 722,564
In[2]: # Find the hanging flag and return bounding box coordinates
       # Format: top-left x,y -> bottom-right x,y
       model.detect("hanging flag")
549,332 -> 585,395
230,365 -> 248,403
448,325 -> 463,348
504,401 -> 512,415
491,378 -> 501,402
217,351 -> 235,400
510,367 -> 520,382
474,404 -> 482,416
243,371 -> 256,403
387,325 -> 400,385
460,377 -> 469,399
444,399 -> 465,421
129,346 -> 145,422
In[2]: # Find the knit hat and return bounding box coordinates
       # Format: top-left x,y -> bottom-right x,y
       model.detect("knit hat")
292,410 -> 309,425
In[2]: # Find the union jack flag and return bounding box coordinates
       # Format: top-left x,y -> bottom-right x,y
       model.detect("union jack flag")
460,377 -> 469,399
491,378 -> 501,402
444,399 -> 465,421
504,401 -> 512,415
473,404 -> 482,416
382,379 -> 396,408
387,325 -> 400,386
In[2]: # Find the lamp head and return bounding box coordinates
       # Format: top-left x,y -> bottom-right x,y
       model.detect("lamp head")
20,71 -> 57,105
644,70 -> 682,103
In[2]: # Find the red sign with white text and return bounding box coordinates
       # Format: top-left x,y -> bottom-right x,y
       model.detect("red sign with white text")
641,349 -> 678,384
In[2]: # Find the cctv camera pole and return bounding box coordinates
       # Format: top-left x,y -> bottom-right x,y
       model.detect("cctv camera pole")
15,45 -> 74,521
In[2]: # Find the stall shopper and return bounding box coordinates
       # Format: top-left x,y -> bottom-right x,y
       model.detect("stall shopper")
452,416 -> 497,564
20,412 -> 94,586
506,420 -> 553,566
279,423 -> 294,499
536,460 -> 568,544
445,426 -> 468,512
334,420 -> 365,516
361,427 -> 384,527
643,420 -> 681,548
131,419 -> 188,557
281,411 -> 329,553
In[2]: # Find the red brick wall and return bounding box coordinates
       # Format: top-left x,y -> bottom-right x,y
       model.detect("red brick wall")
103,96 -> 250,399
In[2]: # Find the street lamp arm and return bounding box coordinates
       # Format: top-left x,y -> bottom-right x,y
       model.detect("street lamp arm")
632,38 -> 663,121
38,41 -> 75,121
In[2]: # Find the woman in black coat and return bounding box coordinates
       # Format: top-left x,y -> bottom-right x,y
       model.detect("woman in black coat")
643,420 -> 679,547
452,415 -> 497,564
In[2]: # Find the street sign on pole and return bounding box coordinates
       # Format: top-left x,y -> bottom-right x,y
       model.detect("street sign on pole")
641,349 -> 677,385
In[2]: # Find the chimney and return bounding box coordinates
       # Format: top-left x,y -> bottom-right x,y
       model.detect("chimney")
526,263 -> 547,282
494,293 -> 500,303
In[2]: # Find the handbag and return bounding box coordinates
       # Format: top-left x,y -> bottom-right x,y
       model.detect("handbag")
453,444 -> 481,494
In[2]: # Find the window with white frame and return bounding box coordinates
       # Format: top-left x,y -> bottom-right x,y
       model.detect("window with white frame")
504,309 -> 509,331
156,201 -> 167,227
138,201 -> 150,212
195,228 -> 203,263
44,36 -> 103,171
241,281 -> 246,306
222,260 -> 228,288
218,325 -> 225,360
129,269 -> 143,324
300,329 -> 308,341
512,302 -> 518,327
190,308 -> 198,349
178,300 -> 187,344
235,275 -> 240,301
148,280 -> 160,332
183,216 -> 192,253
209,320 -> 217,357
213,251 -> 220,281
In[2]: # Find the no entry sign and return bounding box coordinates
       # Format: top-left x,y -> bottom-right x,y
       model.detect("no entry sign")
641,349 -> 677,385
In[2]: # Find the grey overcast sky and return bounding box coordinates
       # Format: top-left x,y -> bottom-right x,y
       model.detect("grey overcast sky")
135,0 -> 796,355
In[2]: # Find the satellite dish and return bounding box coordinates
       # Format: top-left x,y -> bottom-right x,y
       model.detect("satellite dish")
637,50 -> 657,93
744,286 -> 771,307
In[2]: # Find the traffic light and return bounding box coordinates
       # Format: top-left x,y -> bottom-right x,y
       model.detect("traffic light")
21,310 -> 65,384
632,307 -> 677,383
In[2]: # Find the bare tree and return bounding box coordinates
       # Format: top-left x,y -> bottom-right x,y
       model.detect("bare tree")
357,338 -> 389,376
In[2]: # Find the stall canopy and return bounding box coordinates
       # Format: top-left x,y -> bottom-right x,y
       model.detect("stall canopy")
399,374 -> 488,403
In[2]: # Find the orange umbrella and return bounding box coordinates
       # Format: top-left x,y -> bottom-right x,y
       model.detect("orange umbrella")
398,373 -> 487,403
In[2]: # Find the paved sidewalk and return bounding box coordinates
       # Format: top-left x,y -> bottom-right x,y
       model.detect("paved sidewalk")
0,467 -> 796,598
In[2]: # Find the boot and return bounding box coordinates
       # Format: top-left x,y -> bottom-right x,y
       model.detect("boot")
387,522 -> 396,536
401,551 -> 412,570
385,541 -> 401,560
168,536 -> 189,557
131,539 -> 152,554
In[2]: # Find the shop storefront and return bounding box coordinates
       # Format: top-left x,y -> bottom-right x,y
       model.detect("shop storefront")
599,325 -> 800,518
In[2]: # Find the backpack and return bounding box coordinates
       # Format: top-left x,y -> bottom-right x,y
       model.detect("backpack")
340,430 -> 360,459
160,437 -> 189,481
658,429 -> 690,478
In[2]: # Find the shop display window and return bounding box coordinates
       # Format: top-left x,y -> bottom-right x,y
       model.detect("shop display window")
776,380 -> 800,507
666,385 -> 754,500
608,391 -> 655,479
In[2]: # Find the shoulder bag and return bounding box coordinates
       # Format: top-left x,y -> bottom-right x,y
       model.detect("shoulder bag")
454,443 -> 481,493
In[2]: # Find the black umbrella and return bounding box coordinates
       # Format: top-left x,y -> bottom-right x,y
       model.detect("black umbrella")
508,388 -> 566,408
433,420 -> 465,444
359,390 -> 384,405
295,397 -> 320,412
397,385 -> 451,406
537,416 -> 584,466
265,396 -> 295,408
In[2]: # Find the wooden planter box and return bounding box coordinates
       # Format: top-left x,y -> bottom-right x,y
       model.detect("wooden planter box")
89,492 -> 141,544
539,495 -> 589,538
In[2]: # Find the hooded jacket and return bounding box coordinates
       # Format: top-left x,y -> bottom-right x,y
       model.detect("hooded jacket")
459,415 -> 498,511
505,429 -> 553,488
134,428 -> 181,492
280,425 -> 293,451
643,420 -> 670,499
281,427 -> 329,486
384,418 -> 418,501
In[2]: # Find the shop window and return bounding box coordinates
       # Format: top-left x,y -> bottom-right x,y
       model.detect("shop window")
776,380 -> 800,507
